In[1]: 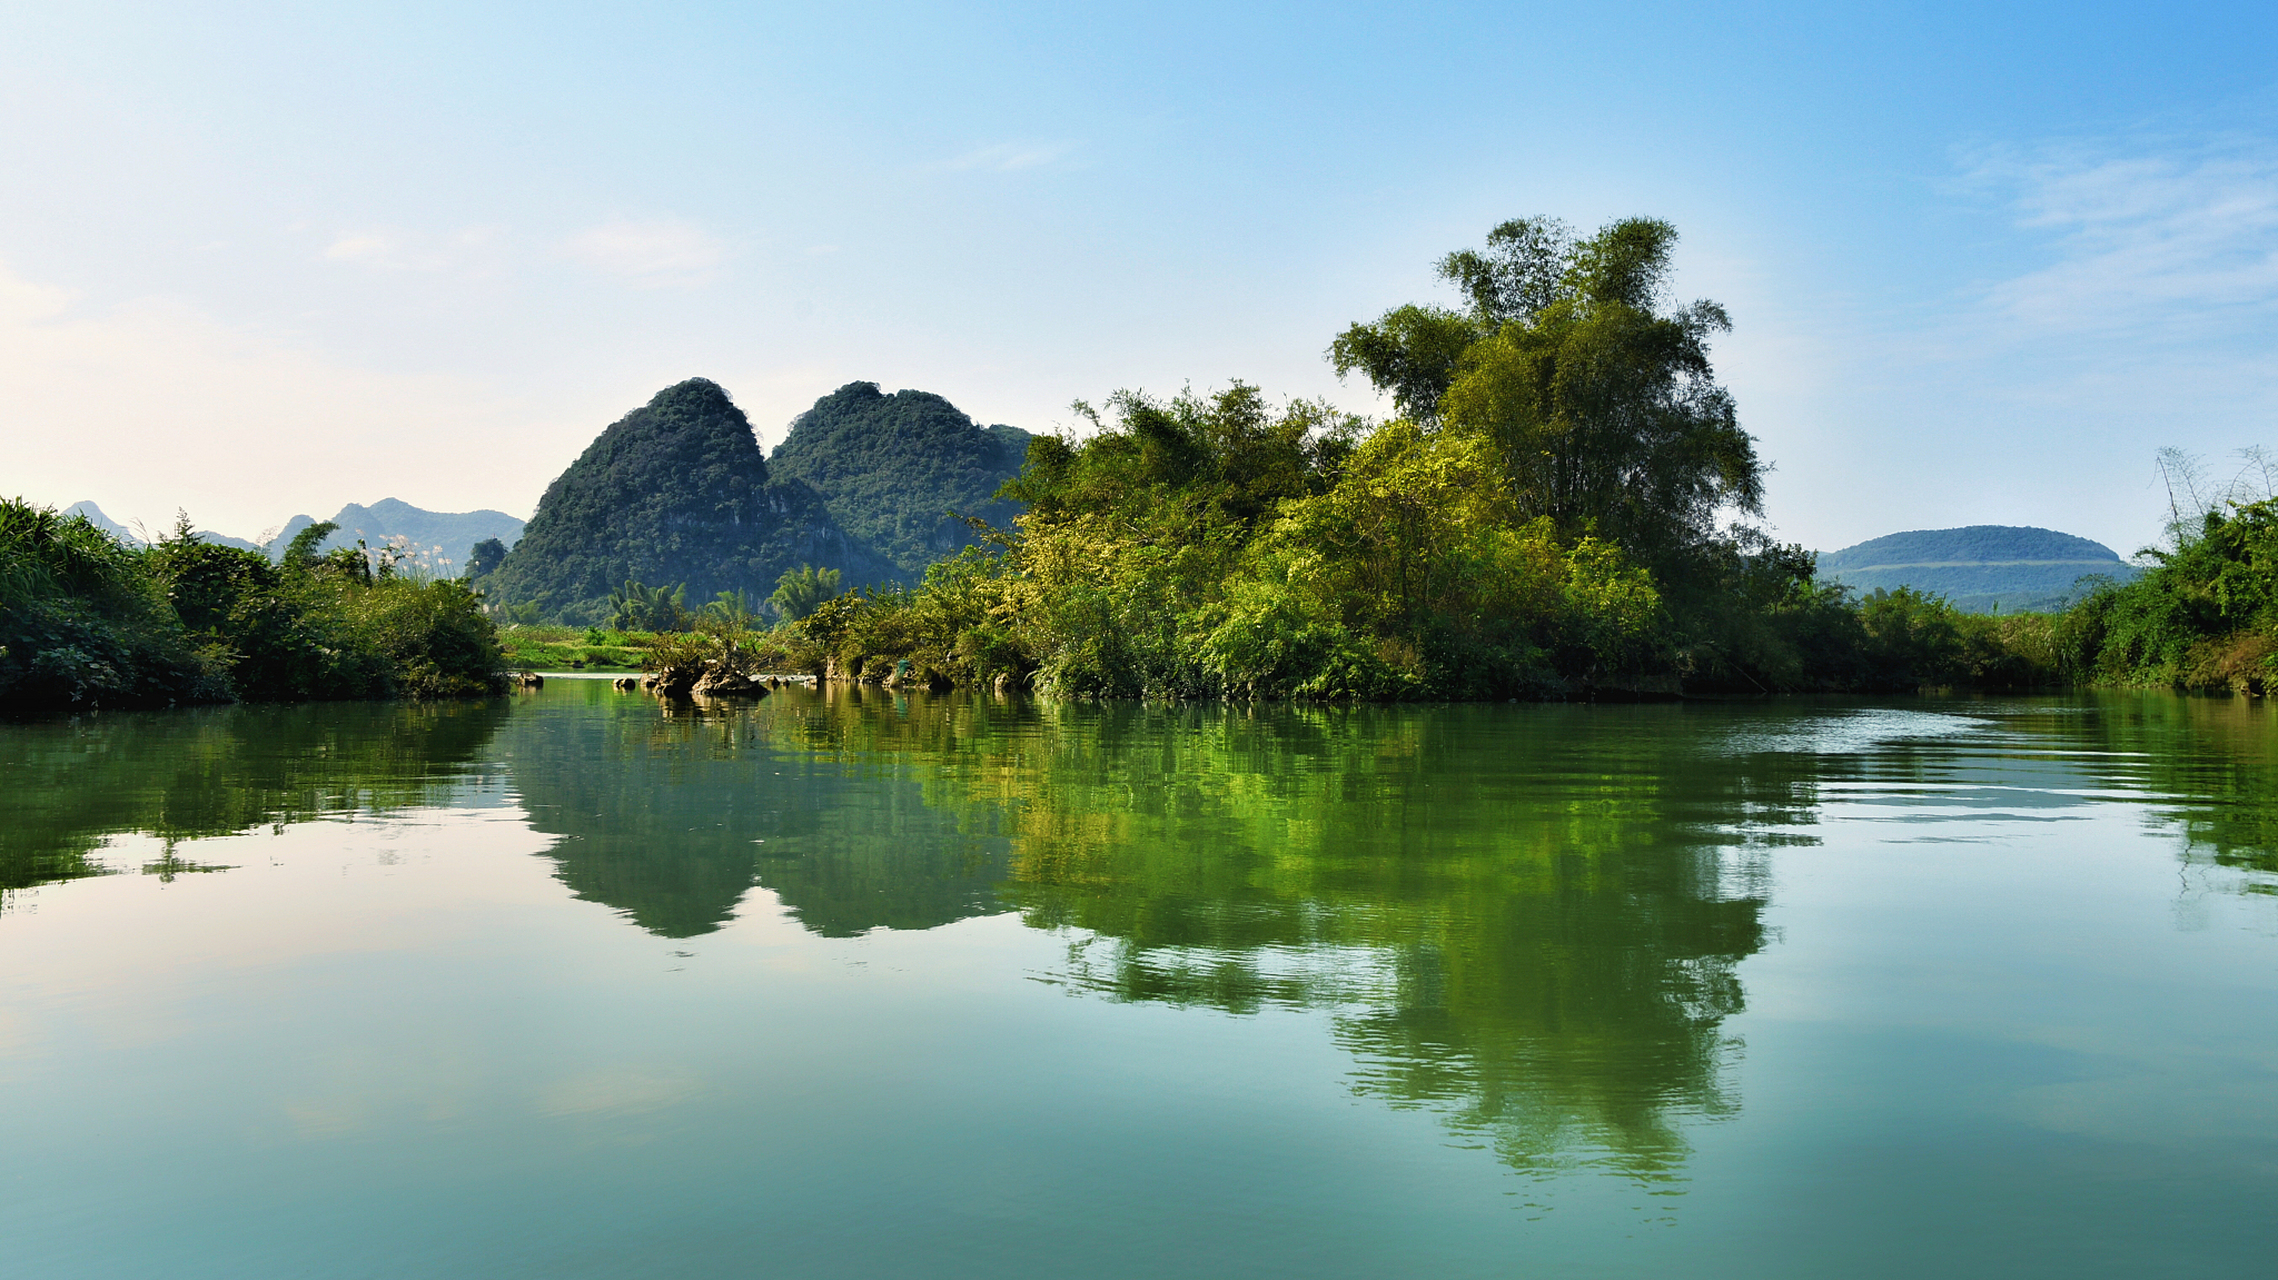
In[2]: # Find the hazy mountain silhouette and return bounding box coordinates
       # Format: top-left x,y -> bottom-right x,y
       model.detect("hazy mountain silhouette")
1820,525 -> 2140,612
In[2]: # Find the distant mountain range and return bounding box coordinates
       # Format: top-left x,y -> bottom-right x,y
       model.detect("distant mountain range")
268,500 -> 525,576
65,499 -> 524,576
1820,525 -> 2140,613
64,501 -> 264,552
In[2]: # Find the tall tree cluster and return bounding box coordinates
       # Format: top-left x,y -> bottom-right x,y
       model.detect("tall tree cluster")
1332,217 -> 1762,567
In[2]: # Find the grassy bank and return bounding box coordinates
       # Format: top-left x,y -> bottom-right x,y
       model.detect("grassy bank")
495,625 -> 654,672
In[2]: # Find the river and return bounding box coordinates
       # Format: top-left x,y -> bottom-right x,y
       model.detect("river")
4,684 -> 2274,1277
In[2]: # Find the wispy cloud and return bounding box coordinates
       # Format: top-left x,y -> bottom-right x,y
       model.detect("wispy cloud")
560,217 -> 727,289
322,233 -> 398,263
318,225 -> 506,274
936,141 -> 1070,172
1964,140 -> 2278,338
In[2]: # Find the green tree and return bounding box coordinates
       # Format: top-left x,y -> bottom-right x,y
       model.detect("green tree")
282,520 -> 339,570
464,537 -> 508,580
706,588 -> 756,628
1334,217 -> 1763,568
770,565 -> 841,622
607,579 -> 687,631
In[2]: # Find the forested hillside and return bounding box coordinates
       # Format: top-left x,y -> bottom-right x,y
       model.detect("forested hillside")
483,379 -> 891,623
768,382 -> 1032,579
1820,525 -> 2136,612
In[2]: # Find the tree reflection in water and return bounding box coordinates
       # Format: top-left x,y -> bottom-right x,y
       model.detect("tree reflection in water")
729,687 -> 1795,1180
18,683 -> 2273,1182
0,697 -> 511,900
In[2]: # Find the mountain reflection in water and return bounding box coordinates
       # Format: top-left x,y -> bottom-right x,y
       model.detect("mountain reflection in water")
506,683 -> 1789,1178
6,682 -> 2276,1195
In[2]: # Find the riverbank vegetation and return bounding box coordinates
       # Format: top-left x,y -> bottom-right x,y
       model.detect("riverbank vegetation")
616,217 -> 2271,702
14,215 -> 2273,710
2062,495 -> 2277,694
1,501 -> 506,716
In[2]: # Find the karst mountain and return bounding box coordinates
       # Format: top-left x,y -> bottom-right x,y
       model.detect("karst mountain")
485,379 -> 891,622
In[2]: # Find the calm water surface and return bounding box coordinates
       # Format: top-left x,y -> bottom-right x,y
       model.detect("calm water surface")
4,685 -> 2276,1277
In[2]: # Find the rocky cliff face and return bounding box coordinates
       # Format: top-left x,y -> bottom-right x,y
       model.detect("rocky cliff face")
486,379 -> 891,622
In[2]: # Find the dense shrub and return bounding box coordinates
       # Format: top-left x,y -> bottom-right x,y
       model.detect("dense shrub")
2070,499 -> 2278,692
0,501 -> 226,715
1,498 -> 507,718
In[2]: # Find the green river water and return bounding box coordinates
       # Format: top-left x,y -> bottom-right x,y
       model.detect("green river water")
3,683 -> 2275,1277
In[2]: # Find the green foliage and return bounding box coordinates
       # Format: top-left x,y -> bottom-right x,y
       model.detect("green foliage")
608,579 -> 688,632
2069,497 -> 2278,692
768,381 -> 1033,579
1,496 -> 506,717
484,379 -> 888,623
1328,305 -> 1483,424
706,589 -> 756,628
465,537 -> 508,580
769,565 -> 841,621
767,383 -> 1671,701
1336,216 -> 1762,570
494,624 -> 645,671
283,520 -> 338,570
0,500 -> 226,715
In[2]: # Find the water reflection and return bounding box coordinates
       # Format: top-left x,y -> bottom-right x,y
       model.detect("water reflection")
8,683 -> 2275,1188
0,698 -> 509,898
735,690 -> 1795,1179
1787,695 -> 2278,889
497,681 -> 1016,937
2073,695 -> 2278,884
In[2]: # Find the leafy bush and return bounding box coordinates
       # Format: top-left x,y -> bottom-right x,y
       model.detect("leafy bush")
0,500 -> 226,715
1,498 -> 506,718
2068,498 -> 2278,691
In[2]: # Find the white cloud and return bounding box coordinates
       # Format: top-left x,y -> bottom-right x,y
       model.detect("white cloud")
322,233 -> 396,263
936,142 -> 1070,172
318,226 -> 508,275
560,217 -> 727,289
1966,141 -> 2278,339
1761,137 -> 2278,557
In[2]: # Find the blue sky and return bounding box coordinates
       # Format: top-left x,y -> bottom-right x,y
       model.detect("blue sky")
5,1 -> 2275,556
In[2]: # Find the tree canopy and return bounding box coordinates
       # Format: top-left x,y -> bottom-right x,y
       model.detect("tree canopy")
1333,217 -> 1762,566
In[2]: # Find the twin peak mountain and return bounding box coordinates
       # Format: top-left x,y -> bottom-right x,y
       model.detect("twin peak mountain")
485,379 -> 1031,622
